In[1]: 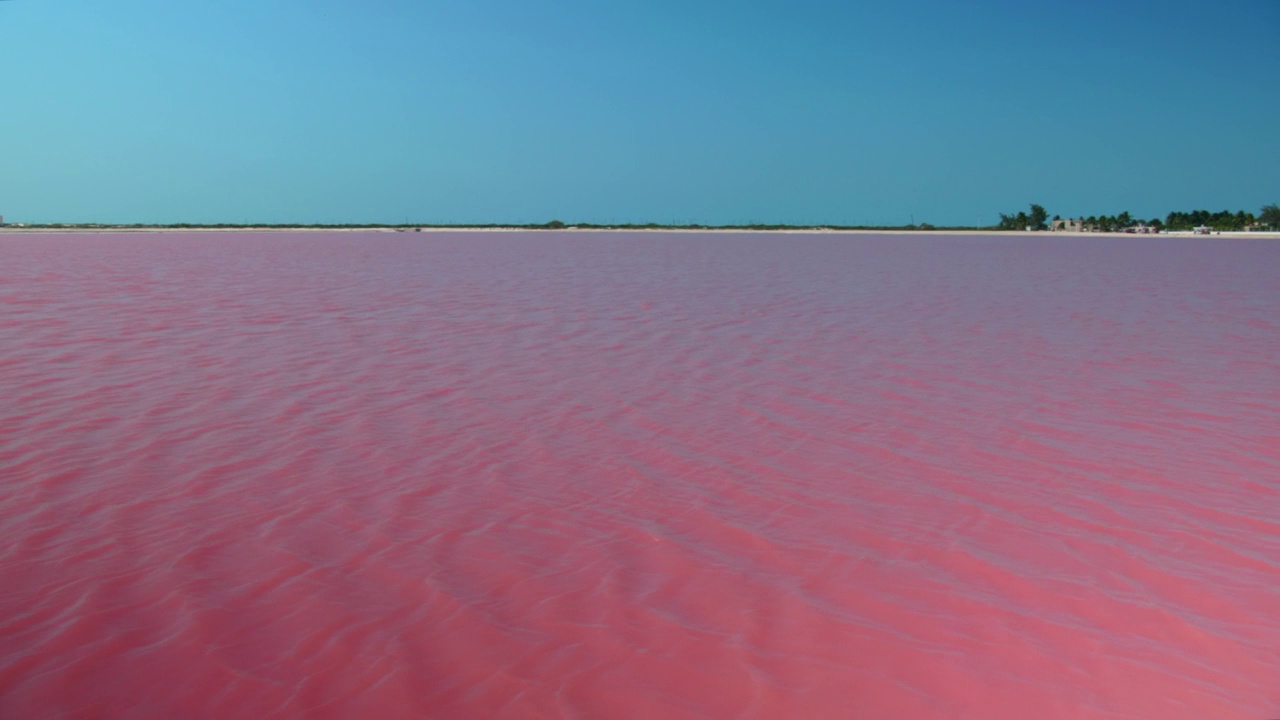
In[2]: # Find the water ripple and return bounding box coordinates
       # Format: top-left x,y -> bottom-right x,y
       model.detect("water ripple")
1,231 -> 1277,719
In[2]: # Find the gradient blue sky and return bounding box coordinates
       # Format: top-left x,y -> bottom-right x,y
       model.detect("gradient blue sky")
1,0 -> 1277,225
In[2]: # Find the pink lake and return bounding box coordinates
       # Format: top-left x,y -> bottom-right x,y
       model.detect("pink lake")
1,231 -> 1277,719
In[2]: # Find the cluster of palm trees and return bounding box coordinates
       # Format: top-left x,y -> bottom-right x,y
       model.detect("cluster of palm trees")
1164,206 -> 1278,231
1069,212 -> 1157,233
1002,203 -> 1279,232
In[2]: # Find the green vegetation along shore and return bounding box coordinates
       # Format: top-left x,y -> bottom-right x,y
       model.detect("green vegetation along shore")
997,203 -> 1280,232
2,204 -> 1276,233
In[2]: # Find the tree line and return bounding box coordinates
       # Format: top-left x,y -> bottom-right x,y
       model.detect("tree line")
1164,206 -> 1279,231
997,204 -> 1280,232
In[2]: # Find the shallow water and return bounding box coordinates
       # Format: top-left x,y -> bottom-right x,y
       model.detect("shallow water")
1,231 -> 1277,719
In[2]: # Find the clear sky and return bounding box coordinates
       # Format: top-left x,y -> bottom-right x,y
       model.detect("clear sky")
1,0 -> 1277,225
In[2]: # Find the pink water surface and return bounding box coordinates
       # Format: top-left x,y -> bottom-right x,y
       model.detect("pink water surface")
1,231 -> 1277,719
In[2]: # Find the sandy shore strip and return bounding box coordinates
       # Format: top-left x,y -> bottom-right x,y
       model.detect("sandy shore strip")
2,227 -> 1278,238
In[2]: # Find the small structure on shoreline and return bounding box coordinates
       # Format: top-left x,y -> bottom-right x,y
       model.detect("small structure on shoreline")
1050,218 -> 1085,232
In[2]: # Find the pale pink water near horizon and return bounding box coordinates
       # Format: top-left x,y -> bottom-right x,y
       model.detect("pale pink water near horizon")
1,231 -> 1277,719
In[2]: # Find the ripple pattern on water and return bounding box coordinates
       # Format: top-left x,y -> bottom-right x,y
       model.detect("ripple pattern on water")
1,231 -> 1277,719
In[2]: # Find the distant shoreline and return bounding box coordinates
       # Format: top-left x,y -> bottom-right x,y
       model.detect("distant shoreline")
2,226 -> 1278,239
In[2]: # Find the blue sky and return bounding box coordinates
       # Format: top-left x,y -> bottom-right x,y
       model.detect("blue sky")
1,0 -> 1276,225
